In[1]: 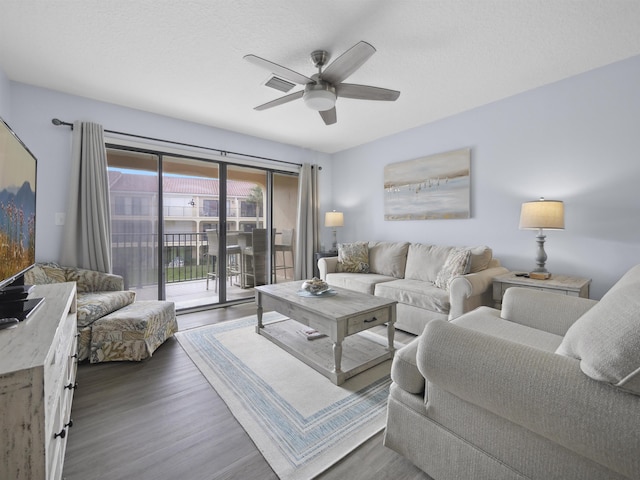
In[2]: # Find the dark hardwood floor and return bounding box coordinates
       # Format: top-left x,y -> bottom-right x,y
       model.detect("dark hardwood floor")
62,303 -> 431,480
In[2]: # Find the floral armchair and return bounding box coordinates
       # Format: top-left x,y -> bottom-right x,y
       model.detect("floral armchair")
25,262 -> 136,361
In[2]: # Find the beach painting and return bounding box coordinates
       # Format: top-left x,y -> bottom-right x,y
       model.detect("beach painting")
384,148 -> 470,220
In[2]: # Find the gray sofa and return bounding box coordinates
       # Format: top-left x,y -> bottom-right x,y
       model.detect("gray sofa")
318,241 -> 508,334
384,264 -> 640,480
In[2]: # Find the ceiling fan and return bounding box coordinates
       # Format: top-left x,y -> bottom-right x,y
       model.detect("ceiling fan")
244,41 -> 400,125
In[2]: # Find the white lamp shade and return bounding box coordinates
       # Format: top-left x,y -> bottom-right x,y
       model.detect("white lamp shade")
519,199 -> 565,230
324,211 -> 344,228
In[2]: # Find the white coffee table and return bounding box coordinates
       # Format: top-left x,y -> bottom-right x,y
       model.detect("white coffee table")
255,281 -> 397,385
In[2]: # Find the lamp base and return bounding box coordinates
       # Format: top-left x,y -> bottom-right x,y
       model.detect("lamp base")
533,231 -> 548,273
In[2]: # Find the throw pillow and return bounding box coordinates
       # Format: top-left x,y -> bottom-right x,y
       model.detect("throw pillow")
336,242 -> 370,273
468,246 -> 493,273
434,248 -> 471,290
555,284 -> 640,396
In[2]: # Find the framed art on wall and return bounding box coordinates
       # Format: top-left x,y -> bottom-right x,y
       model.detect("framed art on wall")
384,147 -> 470,220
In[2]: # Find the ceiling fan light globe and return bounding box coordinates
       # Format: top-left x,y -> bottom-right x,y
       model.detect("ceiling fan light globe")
303,84 -> 337,111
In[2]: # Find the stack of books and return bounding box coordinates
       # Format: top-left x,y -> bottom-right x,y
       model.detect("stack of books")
298,328 -> 327,341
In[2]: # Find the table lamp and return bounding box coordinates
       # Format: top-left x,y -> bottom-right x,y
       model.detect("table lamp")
519,197 -> 564,274
324,211 -> 344,252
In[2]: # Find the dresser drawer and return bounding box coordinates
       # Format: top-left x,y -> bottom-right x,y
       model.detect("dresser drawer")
347,308 -> 390,335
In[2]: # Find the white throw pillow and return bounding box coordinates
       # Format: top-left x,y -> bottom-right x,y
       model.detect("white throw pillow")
434,248 -> 471,290
556,284 -> 640,396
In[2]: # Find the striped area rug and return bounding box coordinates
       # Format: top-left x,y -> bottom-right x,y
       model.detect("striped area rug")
176,312 -> 393,480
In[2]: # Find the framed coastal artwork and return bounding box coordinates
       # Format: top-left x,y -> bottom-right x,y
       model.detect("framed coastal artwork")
384,148 -> 470,220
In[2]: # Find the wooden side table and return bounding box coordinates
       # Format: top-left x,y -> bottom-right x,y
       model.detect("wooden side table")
314,251 -> 337,278
492,272 -> 591,308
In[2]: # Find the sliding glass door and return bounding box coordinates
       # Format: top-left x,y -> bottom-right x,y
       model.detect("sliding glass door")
107,149 -> 160,300
106,146 -> 299,311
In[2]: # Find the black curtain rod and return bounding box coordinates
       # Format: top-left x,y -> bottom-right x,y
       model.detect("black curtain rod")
51,118 -> 305,168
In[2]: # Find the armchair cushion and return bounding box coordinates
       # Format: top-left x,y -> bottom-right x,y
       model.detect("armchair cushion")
66,268 -> 124,292
25,263 -> 66,284
77,290 -> 136,328
26,262 -> 124,292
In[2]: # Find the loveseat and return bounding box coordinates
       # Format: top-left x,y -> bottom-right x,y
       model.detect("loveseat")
318,241 -> 508,334
25,263 -> 177,362
384,264 -> 640,480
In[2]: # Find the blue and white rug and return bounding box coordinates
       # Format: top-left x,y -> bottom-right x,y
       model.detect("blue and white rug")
176,312 -> 393,480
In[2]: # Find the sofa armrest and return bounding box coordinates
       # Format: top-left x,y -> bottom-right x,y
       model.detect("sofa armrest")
390,337 -> 425,395
417,320 -> 640,479
66,268 -> 124,293
317,256 -> 338,280
449,265 -> 509,318
501,287 -> 598,336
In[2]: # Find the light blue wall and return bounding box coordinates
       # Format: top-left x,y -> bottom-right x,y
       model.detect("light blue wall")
4,55 -> 640,299
6,83 -> 333,264
0,68 -> 11,121
332,55 -> 640,299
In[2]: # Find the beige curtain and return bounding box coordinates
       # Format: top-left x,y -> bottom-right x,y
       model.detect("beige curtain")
60,121 -> 112,272
294,163 -> 320,280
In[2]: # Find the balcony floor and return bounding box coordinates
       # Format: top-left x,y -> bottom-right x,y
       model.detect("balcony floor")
130,272 -> 294,311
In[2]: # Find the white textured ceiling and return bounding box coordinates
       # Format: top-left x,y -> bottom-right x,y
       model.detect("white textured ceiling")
1,1 -> 640,154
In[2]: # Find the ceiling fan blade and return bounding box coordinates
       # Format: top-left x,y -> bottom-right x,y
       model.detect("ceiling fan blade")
321,41 -> 376,84
244,54 -> 313,85
336,83 -> 400,101
254,90 -> 304,111
319,107 -> 337,125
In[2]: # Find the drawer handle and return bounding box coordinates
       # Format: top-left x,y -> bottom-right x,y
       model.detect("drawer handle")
65,382 -> 78,390
54,428 -> 66,439
71,353 -> 79,359
364,317 -> 377,323
65,419 -> 74,429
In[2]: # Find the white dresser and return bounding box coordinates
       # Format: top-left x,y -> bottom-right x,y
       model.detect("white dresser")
0,282 -> 78,480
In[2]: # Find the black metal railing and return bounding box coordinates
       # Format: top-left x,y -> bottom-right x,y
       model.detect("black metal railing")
112,232 -> 210,289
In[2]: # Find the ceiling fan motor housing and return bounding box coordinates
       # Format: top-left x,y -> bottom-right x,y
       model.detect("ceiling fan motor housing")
310,50 -> 330,69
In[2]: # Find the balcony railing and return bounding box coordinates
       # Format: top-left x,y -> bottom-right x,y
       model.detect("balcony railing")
112,232 -> 210,289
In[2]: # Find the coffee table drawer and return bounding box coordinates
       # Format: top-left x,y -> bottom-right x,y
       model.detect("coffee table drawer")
347,308 -> 389,335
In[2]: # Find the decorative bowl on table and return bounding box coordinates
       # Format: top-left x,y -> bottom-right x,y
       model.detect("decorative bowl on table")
300,277 -> 330,295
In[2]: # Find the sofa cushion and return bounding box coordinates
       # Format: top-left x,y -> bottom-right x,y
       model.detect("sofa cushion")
326,272 -> 396,295
368,241 -> 410,278
434,248 -> 471,290
404,244 -> 453,283
77,290 -> 136,327
556,283 -> 640,396
375,279 -> 451,314
468,245 -> 493,273
336,242 -> 370,273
